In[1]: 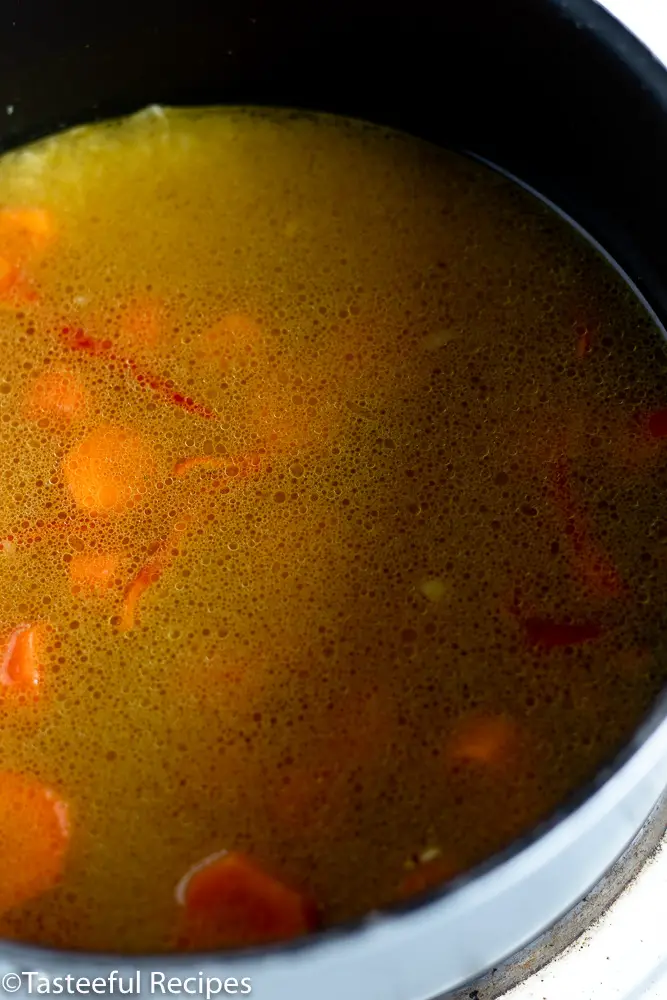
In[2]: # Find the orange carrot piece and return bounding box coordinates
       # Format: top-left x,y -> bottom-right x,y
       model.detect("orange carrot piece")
24,371 -> 86,424
0,256 -> 17,294
0,623 -> 42,695
0,260 -> 38,311
0,207 -> 56,253
62,425 -> 154,513
0,207 -> 54,311
69,553 -> 119,595
0,771 -> 69,913
398,854 -> 461,899
175,851 -> 317,949
446,714 -> 519,768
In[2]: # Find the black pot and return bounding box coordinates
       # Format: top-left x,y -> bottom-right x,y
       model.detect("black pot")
1,3 -> 666,998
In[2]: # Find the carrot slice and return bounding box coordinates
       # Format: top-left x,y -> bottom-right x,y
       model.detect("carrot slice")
0,256 -> 17,294
175,851 -> 317,949
0,206 -> 54,311
446,714 -> 519,768
69,553 -> 119,595
24,371 -> 86,424
0,623 -> 42,695
0,260 -> 38,311
0,207 -> 56,253
63,425 -> 154,513
524,617 -> 603,648
0,771 -> 69,913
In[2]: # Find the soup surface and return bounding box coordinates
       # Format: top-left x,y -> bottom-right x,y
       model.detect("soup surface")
0,106 -> 666,953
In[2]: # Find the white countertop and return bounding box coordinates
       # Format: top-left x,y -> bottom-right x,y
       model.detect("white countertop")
599,0 -> 667,66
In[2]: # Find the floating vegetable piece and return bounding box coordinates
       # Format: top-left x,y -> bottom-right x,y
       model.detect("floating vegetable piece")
0,771 -> 69,913
175,850 -> 317,949
63,425 -> 154,513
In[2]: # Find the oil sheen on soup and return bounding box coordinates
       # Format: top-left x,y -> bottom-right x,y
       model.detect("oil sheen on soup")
0,106 -> 666,953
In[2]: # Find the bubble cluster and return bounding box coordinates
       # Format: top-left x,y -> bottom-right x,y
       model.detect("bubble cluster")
0,106 -> 665,952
